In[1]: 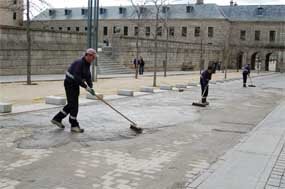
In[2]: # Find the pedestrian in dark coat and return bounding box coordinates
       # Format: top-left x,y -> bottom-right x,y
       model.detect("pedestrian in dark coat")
200,66 -> 213,105
51,48 -> 96,133
242,63 -> 250,87
139,56 -> 145,75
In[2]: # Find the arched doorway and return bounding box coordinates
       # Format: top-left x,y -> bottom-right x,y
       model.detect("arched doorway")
251,52 -> 261,71
237,52 -> 243,70
265,52 -> 278,71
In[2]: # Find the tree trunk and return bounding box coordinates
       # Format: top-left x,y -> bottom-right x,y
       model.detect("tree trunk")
26,0 -> 31,85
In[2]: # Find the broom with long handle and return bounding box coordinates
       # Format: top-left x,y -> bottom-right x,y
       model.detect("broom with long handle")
93,93 -> 143,133
192,83 -> 209,107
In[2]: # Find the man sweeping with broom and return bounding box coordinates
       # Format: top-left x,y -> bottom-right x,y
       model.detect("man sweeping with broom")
192,66 -> 213,107
51,48 -> 96,133
200,66 -> 213,105
242,63 -> 251,87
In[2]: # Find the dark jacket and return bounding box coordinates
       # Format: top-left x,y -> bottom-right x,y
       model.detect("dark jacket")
200,70 -> 212,86
66,57 -> 92,88
243,64 -> 250,75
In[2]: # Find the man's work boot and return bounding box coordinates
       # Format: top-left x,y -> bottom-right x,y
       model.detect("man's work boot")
243,83 -> 247,87
51,119 -> 65,129
69,116 -> 84,133
51,111 -> 67,129
71,126 -> 84,133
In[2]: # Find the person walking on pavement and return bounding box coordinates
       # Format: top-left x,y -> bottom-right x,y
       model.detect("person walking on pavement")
139,56 -> 145,75
51,48 -> 96,133
200,66 -> 213,105
242,63 -> 251,87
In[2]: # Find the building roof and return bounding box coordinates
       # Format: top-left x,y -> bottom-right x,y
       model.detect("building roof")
32,4 -> 285,22
220,5 -> 285,22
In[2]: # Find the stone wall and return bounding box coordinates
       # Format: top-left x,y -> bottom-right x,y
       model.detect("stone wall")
111,35 -> 224,71
0,25 -> 86,75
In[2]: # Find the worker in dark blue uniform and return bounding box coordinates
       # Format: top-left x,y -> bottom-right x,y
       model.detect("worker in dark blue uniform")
51,48 -> 96,133
242,63 -> 250,87
200,66 -> 213,105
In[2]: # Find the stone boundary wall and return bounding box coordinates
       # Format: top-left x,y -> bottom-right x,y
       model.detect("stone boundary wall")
0,25 -> 86,76
111,35 -> 225,72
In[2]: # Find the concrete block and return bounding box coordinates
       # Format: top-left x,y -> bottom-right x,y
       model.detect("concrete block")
117,89 -> 134,96
160,85 -> 173,90
0,102 -> 12,113
176,84 -> 187,88
45,96 -> 66,105
140,87 -> 155,93
86,93 -> 104,100
188,83 -> 198,86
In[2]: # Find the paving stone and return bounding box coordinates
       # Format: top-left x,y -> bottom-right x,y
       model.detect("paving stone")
86,93 -> 104,100
140,87 -> 155,93
45,96 -> 66,105
0,102 -> 12,113
160,85 -> 173,90
117,89 -> 134,96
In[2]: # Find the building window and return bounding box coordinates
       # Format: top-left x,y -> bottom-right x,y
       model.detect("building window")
51,27 -> 54,30
81,9 -> 88,16
13,12 -> 16,20
194,27 -> 200,37
103,26 -> 108,36
240,30 -> 246,40
59,27 -> 62,30
208,27 -> 214,37
255,30 -> 260,41
182,26 -> 187,37
157,26 -> 162,36
169,27 -> 174,37
14,0 -> 17,4
186,5 -> 194,13
85,27 -> 88,31
124,26 -> 128,36
76,27 -> 80,32
134,26 -> 138,36
145,26 -> 150,36
269,30 -> 276,42
67,27 -> 71,31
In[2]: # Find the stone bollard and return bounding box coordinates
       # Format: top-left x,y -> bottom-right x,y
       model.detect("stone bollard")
45,96 -> 66,105
86,93 -> 104,100
160,85 -> 173,90
176,84 -> 187,88
0,102 -> 12,113
140,87 -> 155,93
117,89 -> 134,96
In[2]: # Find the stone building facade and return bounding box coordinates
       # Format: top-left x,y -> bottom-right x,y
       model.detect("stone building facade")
0,25 -> 86,75
0,0 -> 23,26
30,2 -> 285,72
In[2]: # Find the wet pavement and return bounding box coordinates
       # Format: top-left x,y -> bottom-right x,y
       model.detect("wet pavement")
0,73 -> 284,189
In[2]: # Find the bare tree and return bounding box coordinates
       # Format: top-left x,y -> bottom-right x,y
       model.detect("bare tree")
147,0 -> 167,86
5,0 -> 50,85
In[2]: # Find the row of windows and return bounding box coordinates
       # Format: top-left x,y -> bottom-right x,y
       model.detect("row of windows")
240,30 -> 276,42
48,25 -> 277,42
104,26 -> 215,38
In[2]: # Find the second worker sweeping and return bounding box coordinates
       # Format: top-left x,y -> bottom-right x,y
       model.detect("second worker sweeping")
200,66 -> 213,105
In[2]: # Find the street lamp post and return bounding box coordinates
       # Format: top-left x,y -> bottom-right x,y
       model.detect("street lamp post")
87,0 -> 99,82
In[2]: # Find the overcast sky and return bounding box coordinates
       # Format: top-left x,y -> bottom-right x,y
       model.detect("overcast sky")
45,0 -> 285,8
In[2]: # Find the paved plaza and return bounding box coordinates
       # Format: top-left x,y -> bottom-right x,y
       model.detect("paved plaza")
0,72 -> 284,189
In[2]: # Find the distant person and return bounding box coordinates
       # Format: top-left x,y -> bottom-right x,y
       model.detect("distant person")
242,63 -> 250,87
139,56 -> 145,75
51,48 -> 96,133
133,57 -> 140,69
200,66 -> 213,105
